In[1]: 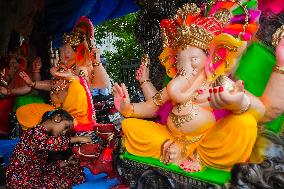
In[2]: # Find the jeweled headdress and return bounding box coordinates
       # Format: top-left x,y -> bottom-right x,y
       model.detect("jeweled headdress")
63,16 -> 95,51
62,30 -> 85,50
159,0 -> 260,81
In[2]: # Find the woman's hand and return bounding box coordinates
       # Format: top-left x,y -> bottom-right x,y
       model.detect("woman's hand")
209,80 -> 250,113
113,83 -> 132,116
136,54 -> 150,83
32,57 -> 42,73
19,71 -> 33,86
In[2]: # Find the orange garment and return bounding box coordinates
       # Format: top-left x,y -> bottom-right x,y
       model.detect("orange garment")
122,112 -> 257,171
16,79 -> 91,130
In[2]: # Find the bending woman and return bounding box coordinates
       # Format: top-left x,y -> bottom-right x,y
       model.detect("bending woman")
6,109 -> 92,189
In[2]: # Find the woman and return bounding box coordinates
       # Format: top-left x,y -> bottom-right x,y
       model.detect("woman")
6,109 -> 92,189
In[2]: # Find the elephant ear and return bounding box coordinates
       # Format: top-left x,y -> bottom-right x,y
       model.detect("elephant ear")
206,33 -> 247,82
159,47 -> 177,78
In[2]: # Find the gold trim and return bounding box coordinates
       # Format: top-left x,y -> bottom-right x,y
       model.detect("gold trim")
272,25 -> 284,47
140,79 -> 151,86
273,65 -> 284,74
169,104 -> 198,128
152,90 -> 163,106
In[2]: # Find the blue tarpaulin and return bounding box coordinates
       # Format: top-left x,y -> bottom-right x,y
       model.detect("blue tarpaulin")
45,0 -> 139,47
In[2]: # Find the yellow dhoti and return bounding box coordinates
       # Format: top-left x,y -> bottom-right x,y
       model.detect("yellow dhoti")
16,80 -> 90,130
122,112 -> 257,170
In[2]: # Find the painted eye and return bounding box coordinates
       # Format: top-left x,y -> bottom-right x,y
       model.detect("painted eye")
192,57 -> 198,62
191,57 -> 200,68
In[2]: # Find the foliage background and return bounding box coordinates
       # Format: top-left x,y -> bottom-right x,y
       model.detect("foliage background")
94,13 -> 142,83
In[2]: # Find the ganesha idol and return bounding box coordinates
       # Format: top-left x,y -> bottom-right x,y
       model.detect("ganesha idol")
16,16 -> 110,132
114,1 -> 284,173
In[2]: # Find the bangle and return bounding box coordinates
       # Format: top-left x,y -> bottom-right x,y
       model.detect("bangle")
234,94 -> 251,114
123,103 -> 134,117
29,81 -> 36,88
79,70 -> 87,77
273,65 -> 284,74
140,79 -> 151,86
92,60 -> 101,67
272,25 -> 284,47
152,90 -> 163,106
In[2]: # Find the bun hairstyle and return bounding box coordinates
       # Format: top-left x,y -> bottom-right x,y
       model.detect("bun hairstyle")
40,109 -> 74,124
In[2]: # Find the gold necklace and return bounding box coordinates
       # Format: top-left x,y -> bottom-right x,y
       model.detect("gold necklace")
170,80 -> 209,128
176,80 -> 209,113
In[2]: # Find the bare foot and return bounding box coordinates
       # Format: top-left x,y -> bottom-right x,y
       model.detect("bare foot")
161,140 -> 181,164
180,156 -> 202,172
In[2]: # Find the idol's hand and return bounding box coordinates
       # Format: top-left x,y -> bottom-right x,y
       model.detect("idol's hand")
50,66 -> 74,79
136,54 -> 150,83
113,83 -> 132,116
209,80 -> 250,113
19,71 -> 33,86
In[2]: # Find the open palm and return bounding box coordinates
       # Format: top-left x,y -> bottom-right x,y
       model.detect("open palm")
113,83 -> 131,115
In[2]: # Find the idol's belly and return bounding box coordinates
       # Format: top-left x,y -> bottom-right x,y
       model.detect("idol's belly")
167,105 -> 215,136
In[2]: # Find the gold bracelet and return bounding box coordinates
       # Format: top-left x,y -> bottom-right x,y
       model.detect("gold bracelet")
272,25 -> 284,47
123,103 -> 134,117
29,81 -> 36,88
273,65 -> 284,74
92,60 -> 101,67
140,79 -> 151,86
79,70 -> 87,77
152,90 -> 163,106
234,94 -> 251,114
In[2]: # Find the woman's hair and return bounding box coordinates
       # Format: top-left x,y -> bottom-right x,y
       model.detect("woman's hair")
40,109 -> 74,124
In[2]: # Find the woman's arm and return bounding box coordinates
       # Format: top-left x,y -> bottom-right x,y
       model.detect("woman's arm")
19,71 -> 52,91
32,80 -> 52,91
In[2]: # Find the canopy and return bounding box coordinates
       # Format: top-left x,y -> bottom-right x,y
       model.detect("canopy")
45,0 -> 139,47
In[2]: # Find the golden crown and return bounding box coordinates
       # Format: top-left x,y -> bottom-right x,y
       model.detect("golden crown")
161,3 -> 232,51
62,30 -> 85,49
